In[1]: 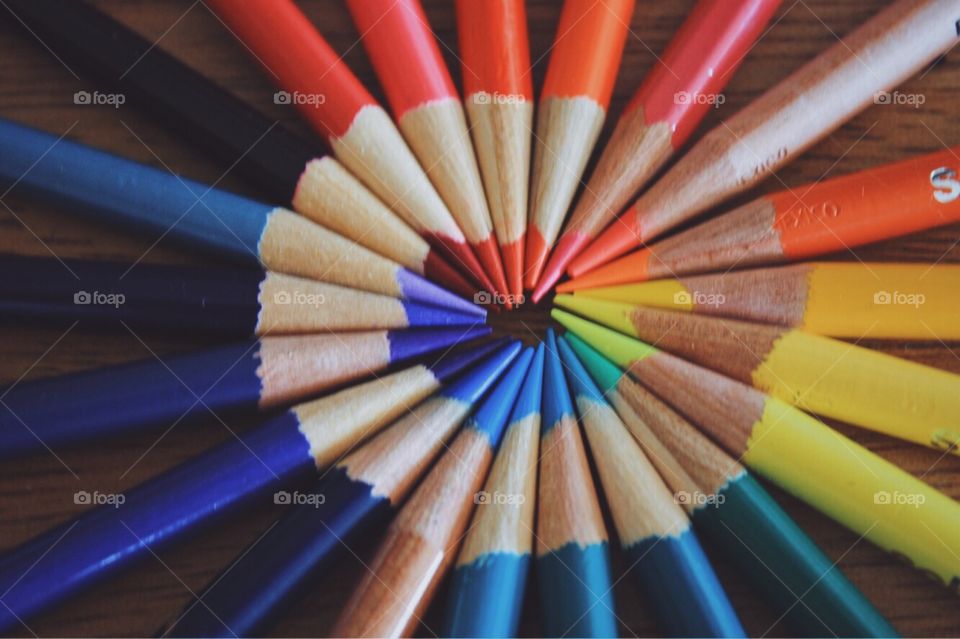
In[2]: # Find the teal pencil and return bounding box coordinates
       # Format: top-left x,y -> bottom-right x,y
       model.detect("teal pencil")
535,329 -> 617,638
565,333 -> 899,638
444,343 -> 545,638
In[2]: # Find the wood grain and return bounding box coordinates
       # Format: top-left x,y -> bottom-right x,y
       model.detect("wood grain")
0,1 -> 958,637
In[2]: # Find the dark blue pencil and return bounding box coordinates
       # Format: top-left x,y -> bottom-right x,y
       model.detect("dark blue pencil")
558,335 -> 746,638
0,255 -> 485,334
0,326 -> 489,459
445,343 -> 544,638
0,340 -> 509,632
162,340 -> 522,638
536,329 -> 617,638
0,118 -> 479,316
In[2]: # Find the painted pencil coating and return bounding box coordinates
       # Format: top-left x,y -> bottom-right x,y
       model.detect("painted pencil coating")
537,0 -> 778,298
565,299 -> 960,454
554,313 -> 960,590
525,0 -> 633,295
535,330 -> 616,638
558,336 -> 745,638
2,0 -> 320,202
445,343 -> 544,638
0,118 -> 266,260
162,341 -> 518,638
572,0 -> 960,274
456,0 -> 533,299
566,334 -> 898,638
346,0 -> 457,116
0,413 -> 315,632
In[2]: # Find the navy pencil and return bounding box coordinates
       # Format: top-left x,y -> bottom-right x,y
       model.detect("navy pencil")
0,255 -> 485,334
162,340 -> 522,638
0,326 -> 489,458
0,118 -> 479,315
0,339 -> 507,632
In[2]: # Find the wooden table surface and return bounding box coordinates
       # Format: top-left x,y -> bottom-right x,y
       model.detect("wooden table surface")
0,1 -> 958,636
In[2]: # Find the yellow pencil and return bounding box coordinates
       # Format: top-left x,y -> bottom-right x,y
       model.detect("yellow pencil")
569,262 -> 960,340
555,296 -> 960,454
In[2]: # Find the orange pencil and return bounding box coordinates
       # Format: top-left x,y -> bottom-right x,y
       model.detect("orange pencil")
525,0 -> 634,294
535,0 -> 780,300
347,0 -> 506,301
560,146 -> 960,291
456,0 -> 533,302
570,0 -> 960,276
207,0 -> 492,294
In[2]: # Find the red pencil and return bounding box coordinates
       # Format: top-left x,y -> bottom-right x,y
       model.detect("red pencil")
525,0 -> 635,295
347,0 -> 506,302
533,0 -> 780,301
456,0 -> 534,303
206,0 -> 492,295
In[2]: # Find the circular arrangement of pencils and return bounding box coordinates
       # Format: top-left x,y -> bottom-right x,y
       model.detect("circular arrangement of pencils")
1,0 -> 959,637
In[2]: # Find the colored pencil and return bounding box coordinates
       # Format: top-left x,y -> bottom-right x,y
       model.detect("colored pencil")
0,326 -> 490,459
206,0 -> 493,293
557,335 -> 745,638
570,0 -> 960,275
0,0 -> 477,300
0,255 -> 485,335
163,340 -> 522,638
553,311 -> 960,590
556,298 -> 960,454
444,343 -> 544,638
559,147 -> 960,291
566,261 -> 960,341
332,347 -> 534,637
0,119 -> 477,314
535,329 -> 617,637
525,0 -> 634,295
0,340 -> 508,632
348,0 -> 507,302
565,333 -> 898,638
456,0 -> 533,300
533,0 -> 779,300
